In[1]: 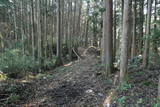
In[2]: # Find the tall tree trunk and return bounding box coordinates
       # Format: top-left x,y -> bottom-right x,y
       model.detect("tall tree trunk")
131,0 -> 137,58
153,0 -> 159,63
20,0 -> 25,56
120,0 -> 132,83
72,0 -> 77,46
61,0 -> 64,43
102,0 -> 113,76
85,1 -> 90,47
121,0 -> 124,30
44,0 -> 47,58
52,0 -> 56,57
26,1 -> 30,53
138,0 -> 144,54
56,0 -> 63,66
37,0 -> 42,64
13,0 -> 17,48
68,0 -> 73,61
113,0 -> 117,62
31,0 -> 35,60
76,0 -> 82,46
142,0 -> 152,68
65,1 -> 69,46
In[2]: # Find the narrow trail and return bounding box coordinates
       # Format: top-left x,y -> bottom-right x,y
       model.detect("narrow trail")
25,56 -> 115,107
1,53 -> 159,106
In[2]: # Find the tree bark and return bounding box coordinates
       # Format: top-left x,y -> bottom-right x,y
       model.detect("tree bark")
68,0 -> 73,61
13,0 -> 17,48
153,0 -> 159,63
37,0 -> 42,64
102,0 -> 113,75
142,0 -> 152,68
138,0 -> 144,54
31,0 -> 35,60
20,0 -> 25,56
56,0 -> 63,66
131,0 -> 137,58
120,0 -> 132,83
113,0 -> 117,62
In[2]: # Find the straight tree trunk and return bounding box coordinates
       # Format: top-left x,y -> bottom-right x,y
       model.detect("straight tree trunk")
93,23 -> 98,47
143,0 -> 152,68
31,0 -> 35,60
20,0 -> 25,56
113,0 -> 117,62
102,0 -> 113,75
13,0 -> 17,48
26,1 -> 30,53
61,0 -> 65,43
42,0 -> 47,58
120,0 -> 132,83
153,0 -> 159,63
138,0 -> 144,54
52,0 -> 56,57
121,0 -> 124,31
76,0 -> 82,46
68,0 -> 73,61
85,1 -> 90,47
65,1 -> 70,46
131,0 -> 137,58
72,0 -> 77,46
37,0 -> 42,64
56,0 -> 63,66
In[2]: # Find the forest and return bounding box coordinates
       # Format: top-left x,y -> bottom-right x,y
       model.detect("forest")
0,0 -> 160,106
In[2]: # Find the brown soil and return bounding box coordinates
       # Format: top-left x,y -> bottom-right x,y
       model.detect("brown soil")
0,53 -> 159,107
24,56 -> 115,107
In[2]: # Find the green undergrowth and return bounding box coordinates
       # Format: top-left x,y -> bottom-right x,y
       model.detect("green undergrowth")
0,72 -> 7,81
0,81 -> 35,106
36,73 -> 55,79
0,49 -> 56,79
117,82 -> 132,91
153,98 -> 160,107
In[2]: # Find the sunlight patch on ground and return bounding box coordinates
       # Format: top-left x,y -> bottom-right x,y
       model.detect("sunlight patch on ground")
0,71 -> 7,81
158,47 -> 160,54
103,89 -> 116,107
19,80 -> 30,83
23,97 -> 47,107
28,74 -> 36,79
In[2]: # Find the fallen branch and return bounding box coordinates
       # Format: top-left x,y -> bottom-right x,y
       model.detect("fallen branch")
72,48 -> 82,60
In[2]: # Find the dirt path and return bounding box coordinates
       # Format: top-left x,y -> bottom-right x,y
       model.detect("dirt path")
1,47 -> 159,106
24,56 -> 114,107
1,55 -> 159,106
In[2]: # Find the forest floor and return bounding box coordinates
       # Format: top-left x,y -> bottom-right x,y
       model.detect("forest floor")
0,48 -> 160,107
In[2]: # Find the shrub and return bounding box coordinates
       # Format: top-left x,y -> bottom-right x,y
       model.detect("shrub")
128,55 -> 143,69
0,49 -> 40,78
5,94 -> 21,104
0,48 -> 57,78
42,56 -> 57,69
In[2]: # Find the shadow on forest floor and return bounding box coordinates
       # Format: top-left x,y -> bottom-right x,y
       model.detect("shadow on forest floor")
0,49 -> 160,106
23,56 -> 114,107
